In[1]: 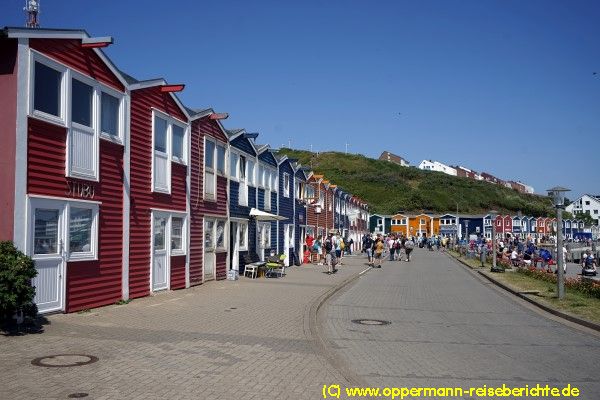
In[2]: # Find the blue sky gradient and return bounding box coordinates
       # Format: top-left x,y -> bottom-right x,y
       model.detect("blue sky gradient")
3,0 -> 599,198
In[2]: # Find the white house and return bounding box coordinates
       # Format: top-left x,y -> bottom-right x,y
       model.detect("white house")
566,194 -> 600,223
418,160 -> 457,176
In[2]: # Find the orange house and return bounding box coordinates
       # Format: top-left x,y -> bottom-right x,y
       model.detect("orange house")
408,214 -> 433,237
390,213 -> 409,235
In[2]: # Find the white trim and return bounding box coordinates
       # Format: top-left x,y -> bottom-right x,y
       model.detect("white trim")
13,38 -> 30,252
122,93 -> 131,300
65,202 -> 100,262
27,194 -> 102,205
29,51 -> 68,127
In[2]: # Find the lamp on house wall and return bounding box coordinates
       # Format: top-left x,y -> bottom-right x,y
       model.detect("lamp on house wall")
547,186 -> 570,300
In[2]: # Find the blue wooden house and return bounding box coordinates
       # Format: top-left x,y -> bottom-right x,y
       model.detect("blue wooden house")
369,214 -> 391,234
458,215 -> 484,239
512,215 -> 523,238
276,155 -> 297,266
483,214 -> 493,240
438,213 -> 458,237
227,129 -> 259,273
256,145 -> 279,261
294,165 -> 309,263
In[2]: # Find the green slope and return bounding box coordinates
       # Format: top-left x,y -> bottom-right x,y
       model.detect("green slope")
278,149 -> 553,216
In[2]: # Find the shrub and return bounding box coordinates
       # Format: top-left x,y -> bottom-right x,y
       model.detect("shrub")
0,241 -> 38,324
515,266 -> 600,299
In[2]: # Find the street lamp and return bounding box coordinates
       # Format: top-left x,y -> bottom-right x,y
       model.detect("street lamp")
547,186 -> 570,300
490,210 -> 501,272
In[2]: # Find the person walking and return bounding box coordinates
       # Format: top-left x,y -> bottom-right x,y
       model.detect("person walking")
374,236 -> 385,268
388,235 -> 396,261
404,237 -> 414,261
365,234 -> 374,266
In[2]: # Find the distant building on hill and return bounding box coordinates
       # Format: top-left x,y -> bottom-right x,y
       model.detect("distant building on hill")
566,194 -> 600,224
418,160 -> 457,176
480,172 -> 504,185
379,151 -> 410,167
452,165 -> 482,180
507,180 -> 535,194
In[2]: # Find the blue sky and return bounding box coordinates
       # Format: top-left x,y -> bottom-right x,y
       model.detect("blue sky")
3,0 -> 599,199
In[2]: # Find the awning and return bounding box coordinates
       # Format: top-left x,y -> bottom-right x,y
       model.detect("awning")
250,208 -> 288,221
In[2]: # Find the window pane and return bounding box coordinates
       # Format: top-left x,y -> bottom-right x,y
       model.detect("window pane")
34,62 -> 61,117
34,209 -> 59,255
70,208 -> 93,253
205,140 -> 215,169
239,223 -> 247,248
205,171 -> 215,196
154,116 -> 167,153
154,217 -> 166,250
216,145 -> 225,174
101,92 -> 119,136
172,125 -> 184,159
247,160 -> 255,185
171,217 -> 183,250
205,220 -> 214,248
72,79 -> 93,127
216,220 -> 225,248
240,156 -> 246,180
230,153 -> 238,179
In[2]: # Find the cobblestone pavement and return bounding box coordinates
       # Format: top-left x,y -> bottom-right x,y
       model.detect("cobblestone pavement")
323,249 -> 600,399
0,258 -> 367,400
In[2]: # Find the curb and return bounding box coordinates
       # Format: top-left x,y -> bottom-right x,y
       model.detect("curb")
446,253 -> 600,332
304,265 -> 371,386
477,270 -> 600,332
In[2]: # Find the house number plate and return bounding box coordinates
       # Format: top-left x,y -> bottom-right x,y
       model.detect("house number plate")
66,181 -> 95,199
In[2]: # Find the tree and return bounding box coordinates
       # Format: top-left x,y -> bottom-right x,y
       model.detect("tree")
0,241 -> 38,325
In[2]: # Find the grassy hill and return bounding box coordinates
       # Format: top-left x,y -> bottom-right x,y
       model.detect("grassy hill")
277,149 -> 553,217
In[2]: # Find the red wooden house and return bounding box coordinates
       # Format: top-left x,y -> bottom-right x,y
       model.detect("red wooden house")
0,28 -> 129,313
127,76 -> 190,299
188,109 -> 230,283
502,215 -> 513,236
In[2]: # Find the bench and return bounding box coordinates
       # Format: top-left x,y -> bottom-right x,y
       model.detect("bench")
242,253 -> 265,279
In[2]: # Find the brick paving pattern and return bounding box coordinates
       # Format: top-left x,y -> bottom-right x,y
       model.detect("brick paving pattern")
323,249 -> 600,399
0,259 -> 366,400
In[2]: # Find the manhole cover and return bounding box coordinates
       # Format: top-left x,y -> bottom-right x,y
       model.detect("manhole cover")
67,393 -> 89,398
351,319 -> 391,326
31,354 -> 98,368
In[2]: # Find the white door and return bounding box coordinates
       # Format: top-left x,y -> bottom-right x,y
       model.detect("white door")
284,225 -> 290,266
152,213 -> 169,291
231,222 -> 239,271
204,219 -> 216,280
30,199 -> 66,313
299,228 -> 305,263
258,223 -> 265,262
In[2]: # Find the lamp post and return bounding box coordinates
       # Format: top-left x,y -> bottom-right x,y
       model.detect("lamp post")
490,210 -> 500,272
548,186 -> 570,300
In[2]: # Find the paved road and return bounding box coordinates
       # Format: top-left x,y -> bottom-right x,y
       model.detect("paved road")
0,259 -> 367,400
323,249 -> 600,399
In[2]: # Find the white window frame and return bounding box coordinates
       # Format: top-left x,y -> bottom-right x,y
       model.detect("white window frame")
203,138 -> 227,201
247,159 -> 255,187
151,109 -> 188,194
283,173 -> 290,198
66,202 -> 100,262
238,221 -> 249,251
29,52 -> 127,182
229,151 -> 239,181
204,217 -> 228,252
170,213 -> 187,256
29,52 -> 68,127
258,221 -> 272,248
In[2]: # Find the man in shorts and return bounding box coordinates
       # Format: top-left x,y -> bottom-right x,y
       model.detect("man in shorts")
374,235 -> 384,268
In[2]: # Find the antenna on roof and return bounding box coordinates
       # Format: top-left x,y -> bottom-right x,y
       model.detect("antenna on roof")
24,0 -> 40,28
